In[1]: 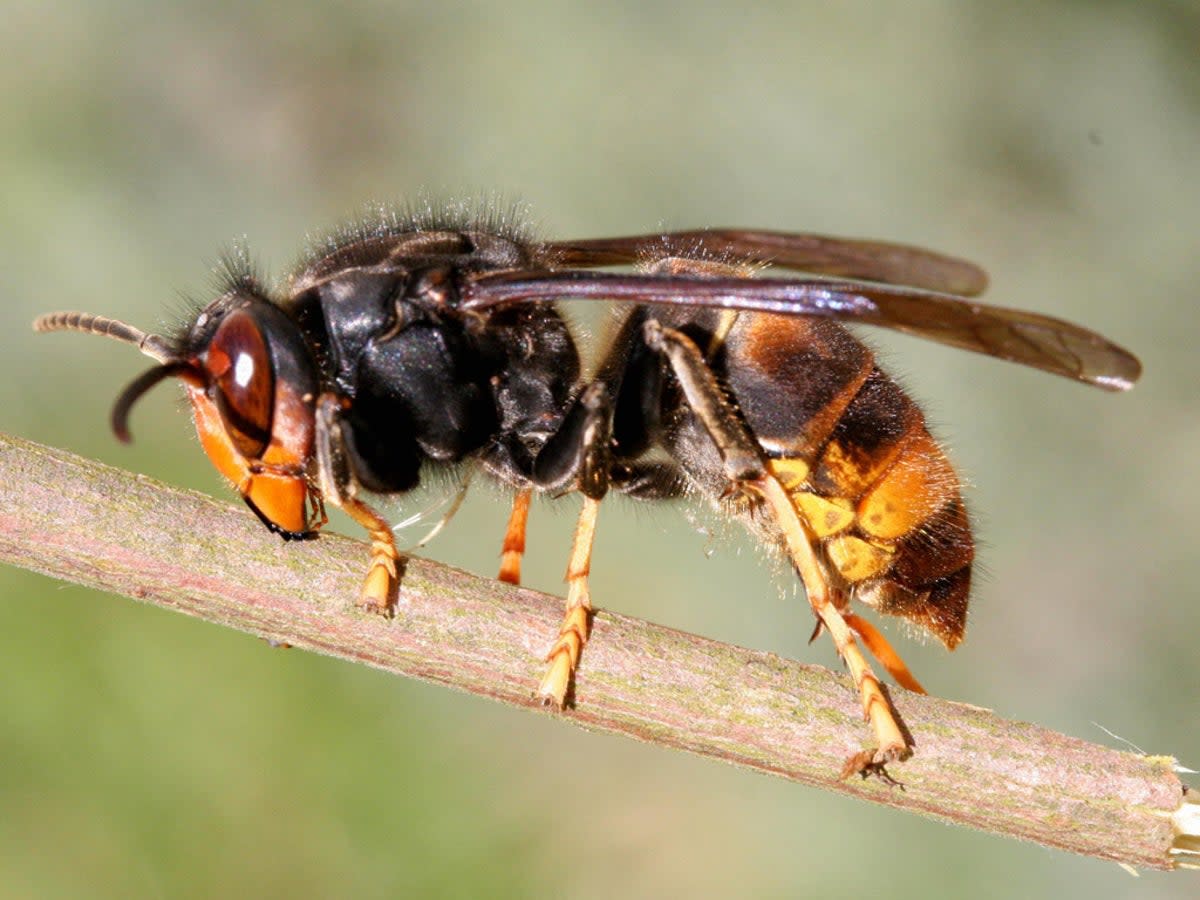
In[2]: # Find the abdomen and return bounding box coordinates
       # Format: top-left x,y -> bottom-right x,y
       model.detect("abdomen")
666,311 -> 973,648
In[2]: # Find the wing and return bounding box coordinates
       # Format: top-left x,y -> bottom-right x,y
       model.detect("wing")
461,270 -> 1141,391
544,229 -> 989,297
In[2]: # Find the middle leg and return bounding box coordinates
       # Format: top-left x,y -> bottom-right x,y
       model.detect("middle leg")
537,494 -> 600,707
498,488 -> 532,585
522,381 -> 613,707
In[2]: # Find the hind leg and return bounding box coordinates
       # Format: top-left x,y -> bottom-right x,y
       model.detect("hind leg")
644,319 -> 912,774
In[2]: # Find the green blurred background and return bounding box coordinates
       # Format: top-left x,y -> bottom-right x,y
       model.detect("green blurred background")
1,1 -> 1197,897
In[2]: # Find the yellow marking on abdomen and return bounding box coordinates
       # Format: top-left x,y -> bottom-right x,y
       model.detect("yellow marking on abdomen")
827,535 -> 895,582
794,492 -> 855,538
767,457 -> 810,491
857,431 -> 958,540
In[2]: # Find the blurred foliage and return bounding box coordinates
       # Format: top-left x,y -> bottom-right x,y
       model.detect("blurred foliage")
1,1 -> 1197,897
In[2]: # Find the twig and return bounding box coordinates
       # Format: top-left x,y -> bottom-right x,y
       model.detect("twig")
0,431 -> 1194,871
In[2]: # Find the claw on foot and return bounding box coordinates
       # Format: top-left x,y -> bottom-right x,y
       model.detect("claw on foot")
840,744 -> 910,787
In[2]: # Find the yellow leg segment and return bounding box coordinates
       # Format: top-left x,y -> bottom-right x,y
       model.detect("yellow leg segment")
845,612 -> 926,695
498,488 -> 531,585
537,495 -> 600,707
340,496 -> 400,616
756,475 -> 911,773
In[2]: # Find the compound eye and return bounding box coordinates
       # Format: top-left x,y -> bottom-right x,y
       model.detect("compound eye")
206,308 -> 274,459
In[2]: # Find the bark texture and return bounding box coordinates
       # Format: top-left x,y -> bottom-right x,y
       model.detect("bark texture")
0,432 -> 1191,870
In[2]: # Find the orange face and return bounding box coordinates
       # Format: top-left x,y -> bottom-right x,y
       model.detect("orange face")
188,305 -> 319,538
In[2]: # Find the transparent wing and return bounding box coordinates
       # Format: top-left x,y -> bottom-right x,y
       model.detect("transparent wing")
544,229 -> 989,296
462,270 -> 1140,391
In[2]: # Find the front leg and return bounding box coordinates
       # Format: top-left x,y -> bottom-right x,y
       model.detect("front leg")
314,393 -> 402,616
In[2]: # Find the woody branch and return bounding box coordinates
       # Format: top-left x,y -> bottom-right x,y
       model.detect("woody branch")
0,431 -> 1193,871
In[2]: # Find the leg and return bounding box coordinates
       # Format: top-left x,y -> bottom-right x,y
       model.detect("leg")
537,494 -> 600,707
645,321 -> 912,773
523,382 -> 613,706
526,460 -> 679,704
844,613 -> 925,694
315,393 -> 402,615
642,320 -> 765,485
755,476 -> 911,771
339,495 -> 403,615
498,488 -> 531,585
